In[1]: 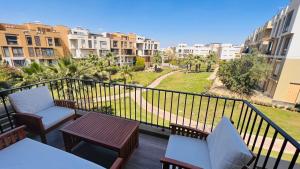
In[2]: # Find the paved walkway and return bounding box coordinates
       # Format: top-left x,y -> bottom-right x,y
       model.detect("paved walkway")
82,70 -> 297,154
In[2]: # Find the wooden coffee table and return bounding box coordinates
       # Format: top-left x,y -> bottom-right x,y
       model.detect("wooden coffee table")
60,112 -> 139,159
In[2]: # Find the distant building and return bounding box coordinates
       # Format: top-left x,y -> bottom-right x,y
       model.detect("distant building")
0,22 -> 70,67
68,27 -> 110,59
244,0 -> 300,106
105,32 -> 137,65
175,43 -> 242,60
136,35 -> 160,66
218,44 -> 242,60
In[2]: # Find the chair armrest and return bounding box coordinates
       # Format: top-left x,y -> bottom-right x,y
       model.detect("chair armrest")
160,157 -> 203,169
13,113 -> 44,133
0,125 -> 26,150
170,123 -> 209,139
54,100 -> 76,109
110,157 -> 124,169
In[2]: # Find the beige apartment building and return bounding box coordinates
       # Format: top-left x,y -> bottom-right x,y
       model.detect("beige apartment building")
105,32 -> 136,65
0,22 -> 70,66
245,0 -> 300,107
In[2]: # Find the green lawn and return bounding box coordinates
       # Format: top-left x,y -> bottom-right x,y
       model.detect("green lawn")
156,71 -> 212,93
112,67 -> 173,87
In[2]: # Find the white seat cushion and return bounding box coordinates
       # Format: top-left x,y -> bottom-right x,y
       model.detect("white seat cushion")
165,135 -> 212,169
8,86 -> 54,114
0,138 -> 105,169
207,117 -> 253,169
36,106 -> 75,129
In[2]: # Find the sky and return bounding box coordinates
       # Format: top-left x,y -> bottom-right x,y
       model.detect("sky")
0,0 -> 289,48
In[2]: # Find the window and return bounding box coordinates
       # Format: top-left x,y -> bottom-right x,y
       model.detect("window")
26,36 -> 33,45
35,36 -> 41,46
54,38 -> 61,46
2,47 -> 10,57
35,48 -> 42,57
94,40 -> 97,47
273,63 -> 281,76
100,41 -> 107,48
6,35 -> 18,45
281,36 -> 291,56
47,38 -> 53,46
13,60 -> 25,67
113,41 -> 118,48
276,38 -> 283,56
12,47 -> 24,57
88,40 -> 92,48
283,10 -> 294,33
41,48 -> 54,57
275,20 -> 282,37
28,47 -> 35,57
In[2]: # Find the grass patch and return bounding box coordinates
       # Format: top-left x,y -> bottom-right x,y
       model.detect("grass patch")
156,71 -> 212,93
112,67 -> 173,87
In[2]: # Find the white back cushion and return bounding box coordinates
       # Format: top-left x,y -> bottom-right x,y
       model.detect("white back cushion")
8,86 -> 54,114
207,117 -> 253,169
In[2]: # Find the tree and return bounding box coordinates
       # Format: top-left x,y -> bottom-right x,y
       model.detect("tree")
184,54 -> 194,72
0,64 -> 22,90
206,52 -> 218,72
104,52 -> 115,67
152,52 -> 162,71
119,65 -> 133,84
218,54 -> 271,95
133,57 -> 145,71
20,62 -> 50,86
194,55 -> 205,72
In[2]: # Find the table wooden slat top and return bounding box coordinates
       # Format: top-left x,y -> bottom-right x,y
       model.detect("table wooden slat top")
60,113 -> 139,150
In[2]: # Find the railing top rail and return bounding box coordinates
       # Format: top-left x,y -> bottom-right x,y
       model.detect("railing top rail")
244,100 -> 300,150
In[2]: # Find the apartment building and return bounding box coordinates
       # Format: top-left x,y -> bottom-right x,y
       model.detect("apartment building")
192,44 -> 210,56
244,0 -> 300,106
175,43 -> 241,59
218,44 -> 243,60
175,43 -> 194,58
136,35 -> 160,65
0,22 -> 69,66
68,27 -> 110,59
105,32 -> 136,65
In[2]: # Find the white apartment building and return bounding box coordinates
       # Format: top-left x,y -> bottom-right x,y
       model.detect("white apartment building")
175,44 -> 194,58
176,43 -> 242,59
193,44 -> 210,56
136,35 -> 160,65
244,0 -> 300,106
68,27 -> 110,59
219,44 -> 242,60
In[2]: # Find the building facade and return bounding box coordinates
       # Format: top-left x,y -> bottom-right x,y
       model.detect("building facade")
218,44 -> 242,60
244,0 -> 300,106
0,22 -> 69,66
68,27 -> 110,59
105,32 -> 136,65
175,43 -> 242,60
136,35 -> 160,65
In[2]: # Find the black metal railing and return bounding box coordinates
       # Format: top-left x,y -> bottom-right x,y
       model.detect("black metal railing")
0,78 -> 299,168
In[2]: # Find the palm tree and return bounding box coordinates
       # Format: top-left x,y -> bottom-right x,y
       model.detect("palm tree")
184,54 -> 194,72
119,65 -> 133,84
194,55 -> 205,72
20,62 -> 49,85
104,52 -> 115,67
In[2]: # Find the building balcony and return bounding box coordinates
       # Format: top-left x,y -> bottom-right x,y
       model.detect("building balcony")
0,78 -> 299,169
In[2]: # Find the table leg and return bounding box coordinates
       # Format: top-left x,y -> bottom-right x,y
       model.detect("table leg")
62,132 -> 80,152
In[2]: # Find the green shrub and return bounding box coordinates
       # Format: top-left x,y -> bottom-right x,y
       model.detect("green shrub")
133,57 -> 145,71
218,54 -> 271,95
